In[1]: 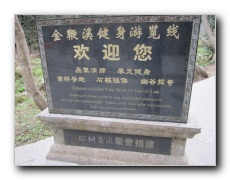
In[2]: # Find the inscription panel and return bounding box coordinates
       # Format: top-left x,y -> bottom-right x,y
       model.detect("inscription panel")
64,129 -> 172,155
37,15 -> 200,123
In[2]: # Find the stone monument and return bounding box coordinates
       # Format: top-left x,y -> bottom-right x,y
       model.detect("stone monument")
37,15 -> 201,165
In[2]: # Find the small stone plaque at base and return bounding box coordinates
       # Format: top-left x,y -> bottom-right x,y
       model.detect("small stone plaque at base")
64,129 -> 172,155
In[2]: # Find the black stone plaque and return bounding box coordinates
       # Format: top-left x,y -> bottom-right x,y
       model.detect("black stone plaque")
64,129 -> 172,155
37,15 -> 200,123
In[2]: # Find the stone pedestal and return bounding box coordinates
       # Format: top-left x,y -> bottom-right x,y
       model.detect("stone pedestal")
38,108 -> 201,166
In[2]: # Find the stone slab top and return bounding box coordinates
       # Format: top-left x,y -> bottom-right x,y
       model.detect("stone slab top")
38,108 -> 201,139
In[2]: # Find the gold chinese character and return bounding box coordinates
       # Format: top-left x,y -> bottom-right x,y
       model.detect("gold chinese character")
73,44 -> 90,60
90,68 -> 97,73
141,79 -> 148,85
167,79 -> 174,86
135,139 -> 144,148
125,138 -> 133,147
117,68 -> 125,74
130,25 -> 142,38
143,69 -> 151,75
66,29 -> 78,40
71,76 -> 78,82
116,26 -> 126,39
102,44 -> 120,61
120,78 -> 128,84
83,67 -> 90,73
149,79 -> 157,85
96,77 -> 104,83
99,68 -> 106,74
134,69 -> 142,75
158,79 -> 165,85
78,77 -> 85,82
57,76 -> 63,82
148,25 -> 160,39
167,24 -> 179,39
82,27 -> 93,40
97,27 -> 110,39
75,67 -> 82,73
112,78 -> 120,84
133,44 -> 152,61
126,69 -> 133,75
51,29 -> 63,41
104,77 -> 112,83
146,140 -> 154,149
64,76 -> 70,82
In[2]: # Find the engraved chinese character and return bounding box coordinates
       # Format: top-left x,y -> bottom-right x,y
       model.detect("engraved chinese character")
88,136 -> 96,143
83,67 -> 90,73
120,78 -> 128,84
57,76 -> 63,82
133,44 -> 152,61
149,79 -> 157,85
158,79 -> 165,85
143,69 -> 151,75
75,67 -> 82,73
141,79 -> 149,85
90,68 -> 97,73
98,136 -> 104,144
97,27 -> 110,39
115,137 -> 123,145
78,136 -> 86,142
135,139 -> 144,148
117,68 -> 125,74
98,68 -> 106,74
166,79 -> 174,86
126,69 -> 133,75
146,140 -> 154,149
96,77 -> 104,83
106,137 -> 113,144
78,77 -> 85,82
71,76 -> 78,82
148,25 -> 160,39
116,26 -> 126,39
82,27 -> 93,40
130,25 -> 142,38
66,28 -> 78,40
112,78 -> 120,84
102,44 -> 120,61
104,77 -> 112,83
64,76 -> 70,82
51,29 -> 63,41
125,138 -> 133,147
167,24 -> 179,39
73,44 -> 90,60
134,69 -> 142,75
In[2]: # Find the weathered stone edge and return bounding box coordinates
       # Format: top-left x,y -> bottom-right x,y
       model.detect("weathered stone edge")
38,108 -> 201,139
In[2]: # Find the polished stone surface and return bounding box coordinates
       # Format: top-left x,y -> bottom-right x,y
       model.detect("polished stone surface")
37,16 -> 200,123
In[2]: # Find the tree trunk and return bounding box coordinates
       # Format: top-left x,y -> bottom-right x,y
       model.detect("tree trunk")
15,15 -> 47,111
202,15 -> 216,52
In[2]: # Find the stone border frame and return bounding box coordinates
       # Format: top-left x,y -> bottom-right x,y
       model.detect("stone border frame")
36,15 -> 200,123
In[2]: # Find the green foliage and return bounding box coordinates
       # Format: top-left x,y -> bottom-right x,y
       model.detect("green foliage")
15,78 -> 25,94
196,40 -> 213,67
15,98 -> 52,147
